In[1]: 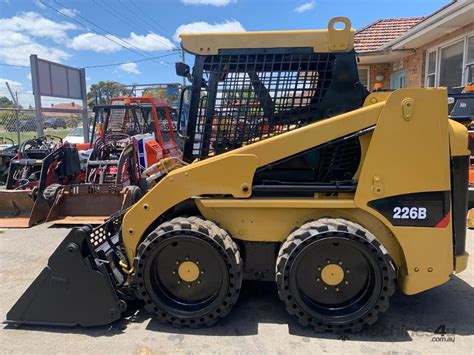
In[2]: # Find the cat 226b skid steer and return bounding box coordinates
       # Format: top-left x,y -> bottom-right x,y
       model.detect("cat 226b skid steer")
6,17 -> 469,333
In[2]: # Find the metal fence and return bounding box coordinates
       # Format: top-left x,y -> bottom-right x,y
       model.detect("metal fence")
0,108 -> 93,146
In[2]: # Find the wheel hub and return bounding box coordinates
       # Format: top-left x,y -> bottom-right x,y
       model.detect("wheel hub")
178,261 -> 200,282
320,263 -> 344,286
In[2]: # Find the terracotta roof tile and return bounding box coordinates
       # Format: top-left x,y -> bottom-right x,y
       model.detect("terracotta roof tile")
354,17 -> 425,52
44,102 -> 83,117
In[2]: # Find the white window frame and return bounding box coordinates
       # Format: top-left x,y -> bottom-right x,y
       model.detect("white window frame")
358,65 -> 370,89
465,34 -> 474,84
424,32 -> 474,88
425,49 -> 438,87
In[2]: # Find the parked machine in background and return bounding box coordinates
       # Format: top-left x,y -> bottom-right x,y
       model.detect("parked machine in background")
0,97 -> 180,227
0,136 -> 82,228
6,18 -> 469,334
0,137 -> 18,185
44,96 -> 181,225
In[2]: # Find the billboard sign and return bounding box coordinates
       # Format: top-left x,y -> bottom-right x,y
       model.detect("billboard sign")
32,56 -> 84,100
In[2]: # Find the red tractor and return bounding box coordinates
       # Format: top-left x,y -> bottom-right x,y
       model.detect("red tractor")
45,96 -> 181,225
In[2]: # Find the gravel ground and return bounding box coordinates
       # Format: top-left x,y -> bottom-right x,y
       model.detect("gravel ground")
0,223 -> 472,354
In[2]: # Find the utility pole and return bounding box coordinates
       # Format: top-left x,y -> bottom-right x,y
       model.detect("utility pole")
5,82 -> 21,145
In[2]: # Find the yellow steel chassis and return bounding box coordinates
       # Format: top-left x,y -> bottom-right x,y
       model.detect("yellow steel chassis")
122,88 -> 469,295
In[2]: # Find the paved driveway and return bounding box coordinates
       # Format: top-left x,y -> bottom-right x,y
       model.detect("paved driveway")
0,223 -> 472,354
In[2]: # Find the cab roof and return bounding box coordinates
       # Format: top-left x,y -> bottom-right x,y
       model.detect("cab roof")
180,17 -> 354,56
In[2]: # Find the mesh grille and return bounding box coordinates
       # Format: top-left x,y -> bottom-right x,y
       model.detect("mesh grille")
191,52 -> 336,158
105,106 -> 148,134
89,217 -> 122,249
90,226 -> 111,248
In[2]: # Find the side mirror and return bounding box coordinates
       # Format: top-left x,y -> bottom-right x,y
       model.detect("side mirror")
175,62 -> 192,82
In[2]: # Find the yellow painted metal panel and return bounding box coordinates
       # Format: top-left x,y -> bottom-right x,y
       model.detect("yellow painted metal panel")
195,200 -> 404,268
196,198 -> 356,209
181,17 -> 354,55
448,119 -> 470,157
355,88 -> 454,294
122,154 -> 258,261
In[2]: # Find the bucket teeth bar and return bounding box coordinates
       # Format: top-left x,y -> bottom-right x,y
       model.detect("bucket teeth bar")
6,226 -> 124,327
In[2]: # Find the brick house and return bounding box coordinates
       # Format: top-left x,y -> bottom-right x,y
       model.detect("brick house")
355,0 -> 474,93
45,102 -> 82,119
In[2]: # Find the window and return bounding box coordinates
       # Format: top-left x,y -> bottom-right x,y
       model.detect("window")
424,33 -> 474,92
358,67 -> 370,89
390,70 -> 407,89
426,51 -> 437,87
466,36 -> 474,84
439,40 -> 464,92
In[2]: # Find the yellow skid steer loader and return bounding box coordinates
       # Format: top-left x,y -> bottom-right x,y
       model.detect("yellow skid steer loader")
6,17 -> 469,333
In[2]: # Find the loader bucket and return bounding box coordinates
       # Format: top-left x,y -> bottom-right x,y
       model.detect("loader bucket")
46,184 -> 134,225
0,190 -> 50,228
6,226 -> 122,326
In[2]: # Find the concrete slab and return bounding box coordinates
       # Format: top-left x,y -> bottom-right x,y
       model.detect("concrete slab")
0,224 -> 472,354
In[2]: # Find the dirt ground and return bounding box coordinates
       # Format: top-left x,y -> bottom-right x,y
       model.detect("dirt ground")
0,223 -> 472,354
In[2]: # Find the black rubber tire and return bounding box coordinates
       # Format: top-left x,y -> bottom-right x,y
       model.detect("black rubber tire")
276,218 -> 396,333
133,216 -> 243,327
43,183 -> 62,206
124,185 -> 142,204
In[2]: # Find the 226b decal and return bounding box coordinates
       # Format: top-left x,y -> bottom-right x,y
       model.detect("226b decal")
393,207 -> 427,220
368,191 -> 449,227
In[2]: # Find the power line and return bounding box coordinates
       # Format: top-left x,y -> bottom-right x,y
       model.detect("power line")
0,52 -> 179,70
0,63 -> 29,68
42,0 -> 152,60
93,0 -> 176,50
84,52 -> 179,69
118,0 -> 174,38
46,0 -> 170,67
1,2 -> 180,72
53,0 -> 168,59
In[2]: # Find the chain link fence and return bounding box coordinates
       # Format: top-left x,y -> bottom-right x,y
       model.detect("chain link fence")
0,108 -> 93,147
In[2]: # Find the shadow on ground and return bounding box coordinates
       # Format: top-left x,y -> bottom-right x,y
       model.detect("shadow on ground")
4,276 -> 473,342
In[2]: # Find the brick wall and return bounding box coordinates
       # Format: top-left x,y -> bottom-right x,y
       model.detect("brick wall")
404,51 -> 423,87
367,63 -> 391,89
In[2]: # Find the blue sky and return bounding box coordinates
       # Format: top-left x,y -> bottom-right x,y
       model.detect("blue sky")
0,0 -> 449,106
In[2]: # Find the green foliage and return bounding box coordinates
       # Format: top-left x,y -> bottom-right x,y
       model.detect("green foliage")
143,84 -> 180,106
0,96 -> 15,108
87,81 -> 130,107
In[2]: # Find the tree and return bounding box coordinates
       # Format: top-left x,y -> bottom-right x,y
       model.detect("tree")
143,84 -> 180,106
0,96 -> 15,108
87,81 -> 130,107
